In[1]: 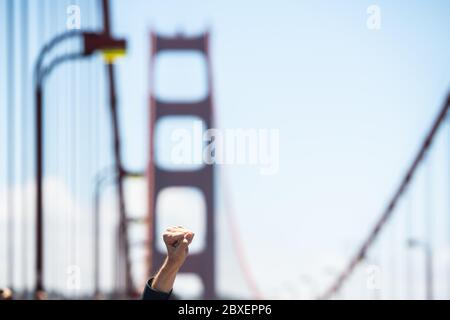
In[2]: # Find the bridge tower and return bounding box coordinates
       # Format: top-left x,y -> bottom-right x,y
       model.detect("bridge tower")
147,31 -> 216,299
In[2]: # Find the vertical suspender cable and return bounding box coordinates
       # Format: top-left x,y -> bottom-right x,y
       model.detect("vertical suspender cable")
73,0 -> 80,298
35,0 -> 46,297
48,0 -> 55,293
92,3 -> 101,296
47,0 -> 54,292
86,0 -> 96,297
390,218 -> 396,299
405,192 -> 413,299
447,118 -> 450,300
69,3 -> 75,297
221,170 -> 263,299
6,0 -> 15,292
0,0 -> 5,289
425,159 -> 434,300
55,0 -> 61,294
21,0 -> 29,296
64,2 -> 70,298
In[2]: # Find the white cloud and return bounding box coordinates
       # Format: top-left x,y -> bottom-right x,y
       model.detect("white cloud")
0,177 -> 119,296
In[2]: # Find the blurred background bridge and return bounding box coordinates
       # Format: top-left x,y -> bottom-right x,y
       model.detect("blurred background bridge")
1,0 -> 450,300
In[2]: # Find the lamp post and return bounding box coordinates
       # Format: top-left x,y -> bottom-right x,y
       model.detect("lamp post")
407,238 -> 433,300
34,31 -> 126,298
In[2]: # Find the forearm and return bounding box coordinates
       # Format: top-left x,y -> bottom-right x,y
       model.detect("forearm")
151,257 -> 180,293
143,226 -> 193,299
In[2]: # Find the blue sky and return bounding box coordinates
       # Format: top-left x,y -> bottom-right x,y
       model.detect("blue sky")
110,0 -> 450,298
2,0 -> 450,299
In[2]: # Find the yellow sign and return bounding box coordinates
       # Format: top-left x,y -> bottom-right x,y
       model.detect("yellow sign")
101,48 -> 126,64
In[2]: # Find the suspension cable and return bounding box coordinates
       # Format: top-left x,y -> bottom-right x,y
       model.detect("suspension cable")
321,92 -> 450,299
6,0 -> 16,293
221,169 -> 264,299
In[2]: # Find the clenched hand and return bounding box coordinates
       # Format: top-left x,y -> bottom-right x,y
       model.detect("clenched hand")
151,226 -> 195,293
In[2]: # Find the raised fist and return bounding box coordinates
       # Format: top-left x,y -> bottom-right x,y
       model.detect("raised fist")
163,226 -> 195,270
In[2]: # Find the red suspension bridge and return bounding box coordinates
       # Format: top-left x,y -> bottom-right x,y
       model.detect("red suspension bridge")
1,0 -> 450,300
0,0 -> 261,300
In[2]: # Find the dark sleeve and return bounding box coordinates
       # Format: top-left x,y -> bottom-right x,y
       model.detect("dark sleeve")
142,278 -> 172,300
